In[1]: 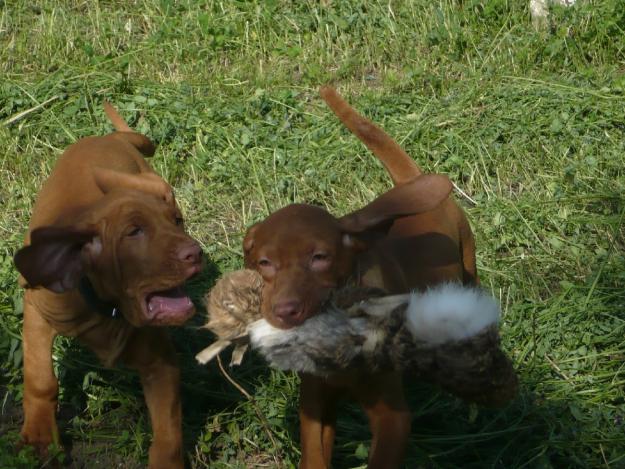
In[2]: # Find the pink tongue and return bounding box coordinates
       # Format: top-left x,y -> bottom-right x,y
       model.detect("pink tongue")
147,288 -> 193,318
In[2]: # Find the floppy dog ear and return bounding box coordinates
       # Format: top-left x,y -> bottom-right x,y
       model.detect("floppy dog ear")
338,174 -> 453,235
92,168 -> 175,206
14,226 -> 102,293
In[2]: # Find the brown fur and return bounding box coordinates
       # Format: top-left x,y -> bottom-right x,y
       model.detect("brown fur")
13,103 -> 202,468
242,87 -> 479,468
204,269 -> 263,340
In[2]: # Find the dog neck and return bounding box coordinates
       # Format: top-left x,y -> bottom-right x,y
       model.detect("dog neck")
78,277 -> 120,319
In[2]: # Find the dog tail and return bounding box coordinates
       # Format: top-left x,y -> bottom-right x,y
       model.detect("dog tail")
103,101 -> 156,157
103,101 -> 133,132
320,86 -> 422,186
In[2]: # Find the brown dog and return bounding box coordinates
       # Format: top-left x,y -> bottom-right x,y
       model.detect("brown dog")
13,103 -> 202,468
243,87 -> 478,468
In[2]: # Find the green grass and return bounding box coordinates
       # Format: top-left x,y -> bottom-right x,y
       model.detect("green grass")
1,0 -> 625,467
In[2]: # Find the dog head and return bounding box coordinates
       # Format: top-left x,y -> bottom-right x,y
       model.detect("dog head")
15,189 -> 202,327
243,174 -> 452,329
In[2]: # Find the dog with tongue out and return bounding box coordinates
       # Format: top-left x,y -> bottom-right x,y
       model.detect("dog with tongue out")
146,285 -> 196,323
13,103 -> 201,469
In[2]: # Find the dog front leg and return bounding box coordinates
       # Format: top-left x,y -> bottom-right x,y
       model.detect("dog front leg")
20,296 -> 60,458
357,372 -> 411,469
299,373 -> 339,469
121,328 -> 183,469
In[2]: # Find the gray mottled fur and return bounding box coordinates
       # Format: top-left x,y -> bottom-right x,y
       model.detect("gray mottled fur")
197,270 -> 518,406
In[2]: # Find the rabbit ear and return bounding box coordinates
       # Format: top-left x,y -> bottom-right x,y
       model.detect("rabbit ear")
92,167 -> 175,205
338,174 -> 452,234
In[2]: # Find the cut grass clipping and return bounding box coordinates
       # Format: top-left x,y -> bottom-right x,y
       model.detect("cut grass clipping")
1,1 -> 625,468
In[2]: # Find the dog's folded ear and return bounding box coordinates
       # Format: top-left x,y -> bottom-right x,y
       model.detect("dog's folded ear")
338,173 -> 453,235
14,226 -> 101,293
93,168 -> 175,205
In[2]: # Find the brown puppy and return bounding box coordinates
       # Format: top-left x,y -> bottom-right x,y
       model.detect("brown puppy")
243,87 -> 478,468
13,103 -> 202,469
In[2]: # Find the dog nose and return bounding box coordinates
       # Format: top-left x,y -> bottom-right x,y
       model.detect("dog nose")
178,241 -> 202,264
273,300 -> 304,323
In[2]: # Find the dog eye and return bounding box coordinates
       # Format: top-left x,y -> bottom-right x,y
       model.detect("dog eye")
175,217 -> 184,226
310,252 -> 331,271
258,258 -> 272,268
126,226 -> 144,237
311,253 -> 330,262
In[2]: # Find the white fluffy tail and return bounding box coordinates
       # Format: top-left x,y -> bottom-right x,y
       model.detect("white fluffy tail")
405,283 -> 500,345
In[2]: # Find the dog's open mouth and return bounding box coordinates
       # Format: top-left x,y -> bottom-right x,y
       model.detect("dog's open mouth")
145,285 -> 195,324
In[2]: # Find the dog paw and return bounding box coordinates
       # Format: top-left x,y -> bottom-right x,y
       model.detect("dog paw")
17,437 -> 64,467
148,444 -> 184,469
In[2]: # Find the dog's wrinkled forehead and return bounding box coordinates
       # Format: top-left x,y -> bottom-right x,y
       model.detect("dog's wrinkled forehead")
90,189 -> 182,225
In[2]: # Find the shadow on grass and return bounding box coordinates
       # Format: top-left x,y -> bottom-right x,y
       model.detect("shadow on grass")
171,259 -> 296,461
327,381 -> 610,468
